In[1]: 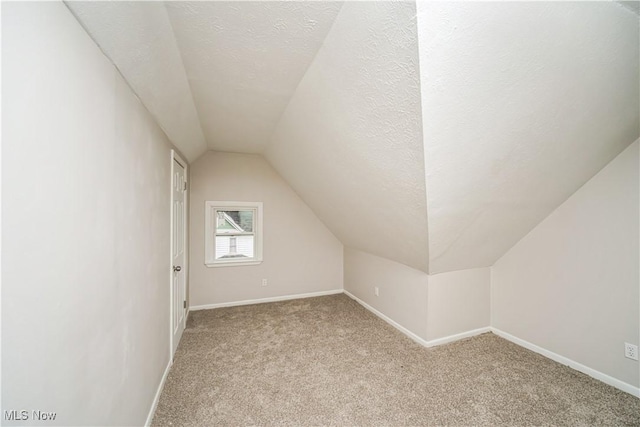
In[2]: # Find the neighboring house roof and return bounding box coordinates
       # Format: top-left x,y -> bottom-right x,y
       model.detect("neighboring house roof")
217,212 -> 245,233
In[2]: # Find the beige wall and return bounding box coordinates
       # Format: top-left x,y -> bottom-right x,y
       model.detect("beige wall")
343,248 -> 429,340
2,2 -> 179,425
189,151 -> 343,307
343,248 -> 490,343
427,268 -> 490,341
492,141 -> 639,388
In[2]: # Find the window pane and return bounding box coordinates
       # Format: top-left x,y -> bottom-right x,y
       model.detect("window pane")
205,201 -> 262,266
215,235 -> 254,260
216,210 -> 254,233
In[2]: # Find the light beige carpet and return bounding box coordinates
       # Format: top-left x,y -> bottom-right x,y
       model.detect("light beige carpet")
152,294 -> 639,426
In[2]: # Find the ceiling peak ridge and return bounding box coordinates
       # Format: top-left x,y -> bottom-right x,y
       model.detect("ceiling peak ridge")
264,1 -> 346,155
160,0 -> 210,156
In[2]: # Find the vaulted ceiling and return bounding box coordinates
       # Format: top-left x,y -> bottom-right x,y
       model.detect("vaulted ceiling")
418,1 -> 639,273
67,1 -> 639,274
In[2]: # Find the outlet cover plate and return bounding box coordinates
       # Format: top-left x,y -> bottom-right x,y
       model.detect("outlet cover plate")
624,343 -> 638,361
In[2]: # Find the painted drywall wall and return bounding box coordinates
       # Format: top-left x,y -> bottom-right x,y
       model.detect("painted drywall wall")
2,2 -> 177,425
617,1 -> 640,15
344,248 -> 429,341
344,249 -> 490,343
417,1 -> 639,274
189,152 -> 343,307
266,1 -> 429,272
67,1 -> 207,162
427,268 -> 490,341
492,141 -> 640,388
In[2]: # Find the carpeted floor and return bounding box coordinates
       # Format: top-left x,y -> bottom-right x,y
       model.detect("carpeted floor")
152,294 -> 640,426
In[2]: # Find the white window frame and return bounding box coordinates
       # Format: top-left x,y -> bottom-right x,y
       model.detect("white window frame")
205,201 -> 263,267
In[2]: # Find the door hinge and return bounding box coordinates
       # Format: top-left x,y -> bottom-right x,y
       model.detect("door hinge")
183,182 -> 187,191
183,300 -> 187,309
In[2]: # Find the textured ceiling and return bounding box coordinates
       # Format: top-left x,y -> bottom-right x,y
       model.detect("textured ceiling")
417,1 -> 639,273
66,1 -> 207,162
66,1 -> 638,274
164,1 -> 344,153
265,1 -> 429,272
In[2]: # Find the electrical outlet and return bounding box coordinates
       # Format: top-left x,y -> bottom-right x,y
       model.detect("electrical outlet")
261,279 -> 268,287
374,287 -> 379,297
624,343 -> 638,361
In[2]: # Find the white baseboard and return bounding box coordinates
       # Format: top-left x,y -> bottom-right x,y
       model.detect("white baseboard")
344,290 -> 431,346
491,327 -> 640,398
343,290 -> 489,349
190,289 -> 639,399
189,289 -> 343,311
145,358 -> 172,427
425,326 -> 492,347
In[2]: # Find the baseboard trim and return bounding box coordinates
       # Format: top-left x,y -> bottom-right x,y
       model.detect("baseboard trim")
344,290 -> 430,346
190,289 -> 639,398
145,358 -> 172,426
491,327 -> 640,398
343,290 -> 489,349
426,327 -> 492,347
189,289 -> 343,311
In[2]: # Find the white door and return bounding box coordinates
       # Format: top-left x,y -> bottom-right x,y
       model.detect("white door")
171,154 -> 187,357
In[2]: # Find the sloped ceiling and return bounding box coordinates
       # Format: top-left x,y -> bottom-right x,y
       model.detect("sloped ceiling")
68,1 -> 343,158
164,2 -> 344,154
67,1 -> 207,161
66,1 -> 638,274
417,1 -> 639,273
265,1 -> 429,272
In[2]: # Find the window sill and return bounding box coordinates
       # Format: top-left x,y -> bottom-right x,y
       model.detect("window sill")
205,260 -> 263,268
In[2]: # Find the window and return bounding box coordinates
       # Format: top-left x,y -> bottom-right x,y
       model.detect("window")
205,201 -> 263,267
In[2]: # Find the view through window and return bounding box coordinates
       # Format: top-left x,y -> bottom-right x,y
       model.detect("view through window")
205,202 -> 263,267
215,210 -> 255,260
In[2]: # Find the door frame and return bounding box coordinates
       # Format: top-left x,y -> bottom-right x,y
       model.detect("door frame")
170,149 -> 188,360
